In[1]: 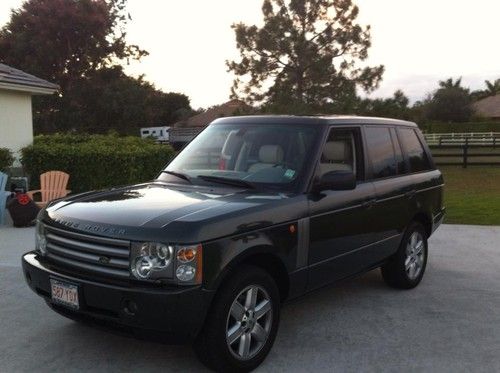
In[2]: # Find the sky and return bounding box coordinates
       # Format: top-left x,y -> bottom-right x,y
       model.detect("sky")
1,0 -> 500,108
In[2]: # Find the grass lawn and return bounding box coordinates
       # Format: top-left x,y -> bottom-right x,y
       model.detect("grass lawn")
441,166 -> 500,225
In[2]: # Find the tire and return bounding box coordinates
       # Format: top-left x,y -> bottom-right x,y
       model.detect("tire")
381,222 -> 428,289
194,265 -> 280,372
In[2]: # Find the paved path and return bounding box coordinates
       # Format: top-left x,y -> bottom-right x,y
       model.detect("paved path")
1,224 -> 499,372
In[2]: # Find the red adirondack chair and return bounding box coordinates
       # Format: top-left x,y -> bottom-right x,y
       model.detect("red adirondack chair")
27,171 -> 71,208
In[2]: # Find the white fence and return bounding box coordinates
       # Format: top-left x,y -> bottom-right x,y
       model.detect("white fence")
424,132 -> 500,146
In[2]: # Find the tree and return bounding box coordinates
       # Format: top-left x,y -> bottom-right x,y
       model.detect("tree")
356,90 -> 411,120
471,78 -> 500,100
53,66 -> 191,134
438,78 -> 463,89
427,77 -> 472,123
0,0 -> 190,133
227,0 -> 384,113
484,79 -> 500,96
0,0 -> 146,90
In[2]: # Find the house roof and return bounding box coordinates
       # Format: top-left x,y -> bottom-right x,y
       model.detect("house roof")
0,63 -> 59,94
472,94 -> 500,118
174,99 -> 252,128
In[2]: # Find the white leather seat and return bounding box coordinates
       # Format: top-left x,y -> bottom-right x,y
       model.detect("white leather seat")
319,141 -> 353,175
248,145 -> 284,173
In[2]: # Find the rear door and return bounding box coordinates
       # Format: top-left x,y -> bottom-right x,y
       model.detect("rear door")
363,125 -> 414,259
397,127 -> 443,229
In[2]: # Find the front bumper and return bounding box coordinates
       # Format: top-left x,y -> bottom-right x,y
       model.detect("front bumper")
22,252 -> 214,343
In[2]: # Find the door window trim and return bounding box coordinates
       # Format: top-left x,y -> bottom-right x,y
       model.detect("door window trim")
307,125 -> 367,194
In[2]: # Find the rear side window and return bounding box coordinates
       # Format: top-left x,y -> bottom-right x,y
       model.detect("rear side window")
390,128 -> 407,174
398,128 -> 431,172
364,127 -> 397,179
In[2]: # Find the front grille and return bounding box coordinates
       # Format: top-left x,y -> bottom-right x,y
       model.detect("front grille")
44,225 -> 130,279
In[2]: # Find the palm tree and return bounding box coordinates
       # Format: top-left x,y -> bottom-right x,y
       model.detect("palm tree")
438,77 -> 463,89
484,79 -> 500,97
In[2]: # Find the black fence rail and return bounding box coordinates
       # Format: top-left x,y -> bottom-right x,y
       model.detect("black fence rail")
430,138 -> 500,168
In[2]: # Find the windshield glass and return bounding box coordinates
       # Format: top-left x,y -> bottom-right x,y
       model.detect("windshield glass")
158,123 -> 320,190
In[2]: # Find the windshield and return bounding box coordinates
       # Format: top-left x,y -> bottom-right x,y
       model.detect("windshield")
158,123 -> 321,190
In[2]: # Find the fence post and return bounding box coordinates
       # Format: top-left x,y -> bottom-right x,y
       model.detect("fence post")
462,138 -> 468,168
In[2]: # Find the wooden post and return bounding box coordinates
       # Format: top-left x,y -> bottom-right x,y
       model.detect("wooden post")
462,138 -> 468,168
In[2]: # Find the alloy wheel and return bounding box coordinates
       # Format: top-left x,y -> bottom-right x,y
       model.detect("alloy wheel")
405,231 -> 425,280
226,285 -> 273,361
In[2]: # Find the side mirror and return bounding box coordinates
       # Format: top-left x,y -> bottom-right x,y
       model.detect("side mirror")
312,171 -> 356,193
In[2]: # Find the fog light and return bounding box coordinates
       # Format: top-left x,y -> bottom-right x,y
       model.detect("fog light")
176,265 -> 196,282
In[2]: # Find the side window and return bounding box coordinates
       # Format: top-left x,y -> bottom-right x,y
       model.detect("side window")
318,128 -> 363,180
390,128 -> 407,174
398,128 -> 432,173
364,126 -> 397,179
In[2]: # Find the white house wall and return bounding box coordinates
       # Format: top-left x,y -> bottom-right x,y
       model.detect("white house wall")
0,89 -> 33,162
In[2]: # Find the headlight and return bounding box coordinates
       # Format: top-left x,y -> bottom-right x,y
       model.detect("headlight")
131,242 -> 174,279
130,242 -> 202,284
35,220 -> 47,256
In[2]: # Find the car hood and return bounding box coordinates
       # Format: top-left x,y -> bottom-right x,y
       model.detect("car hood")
44,182 -> 306,243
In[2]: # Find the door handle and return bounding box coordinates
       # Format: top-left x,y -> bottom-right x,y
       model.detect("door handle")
362,199 -> 376,209
405,190 -> 416,199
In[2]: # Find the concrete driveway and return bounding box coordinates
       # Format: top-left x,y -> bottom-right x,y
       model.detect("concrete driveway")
1,224 -> 499,372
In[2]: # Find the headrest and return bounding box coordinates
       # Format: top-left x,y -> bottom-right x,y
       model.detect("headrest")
259,145 -> 284,164
322,141 -> 347,161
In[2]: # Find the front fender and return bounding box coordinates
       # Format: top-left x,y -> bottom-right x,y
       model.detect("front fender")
202,221 -> 298,291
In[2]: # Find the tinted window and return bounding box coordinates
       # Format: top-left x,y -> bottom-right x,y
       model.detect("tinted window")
398,128 -> 431,172
365,127 -> 397,179
390,128 -> 407,174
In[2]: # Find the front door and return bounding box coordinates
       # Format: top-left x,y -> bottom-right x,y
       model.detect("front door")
307,127 -> 378,291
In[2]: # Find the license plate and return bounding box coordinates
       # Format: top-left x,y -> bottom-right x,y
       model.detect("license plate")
50,278 -> 79,310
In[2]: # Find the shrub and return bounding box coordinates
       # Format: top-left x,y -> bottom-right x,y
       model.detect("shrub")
21,134 -> 175,193
0,148 -> 14,172
420,121 -> 500,133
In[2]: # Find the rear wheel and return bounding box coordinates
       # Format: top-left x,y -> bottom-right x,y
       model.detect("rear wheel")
381,222 -> 428,289
194,265 -> 280,372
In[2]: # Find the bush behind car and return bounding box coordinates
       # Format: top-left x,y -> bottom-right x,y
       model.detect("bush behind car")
0,147 -> 14,172
21,134 -> 175,193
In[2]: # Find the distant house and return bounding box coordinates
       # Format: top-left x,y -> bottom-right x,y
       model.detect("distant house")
174,99 -> 252,128
0,63 -> 59,162
472,94 -> 500,120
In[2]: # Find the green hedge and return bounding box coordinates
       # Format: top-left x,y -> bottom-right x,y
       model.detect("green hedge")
0,147 -> 14,172
21,134 -> 175,193
421,121 -> 500,133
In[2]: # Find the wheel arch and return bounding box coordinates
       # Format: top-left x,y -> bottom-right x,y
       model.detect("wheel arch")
412,211 -> 432,238
210,246 -> 290,303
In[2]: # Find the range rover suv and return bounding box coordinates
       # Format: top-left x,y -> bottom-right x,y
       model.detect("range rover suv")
22,116 -> 445,372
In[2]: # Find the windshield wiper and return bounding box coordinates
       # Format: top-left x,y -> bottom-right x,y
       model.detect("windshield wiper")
159,170 -> 192,184
197,175 -> 256,189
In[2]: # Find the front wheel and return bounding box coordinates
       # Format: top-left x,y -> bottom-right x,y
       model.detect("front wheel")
194,265 -> 280,372
381,222 -> 428,289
